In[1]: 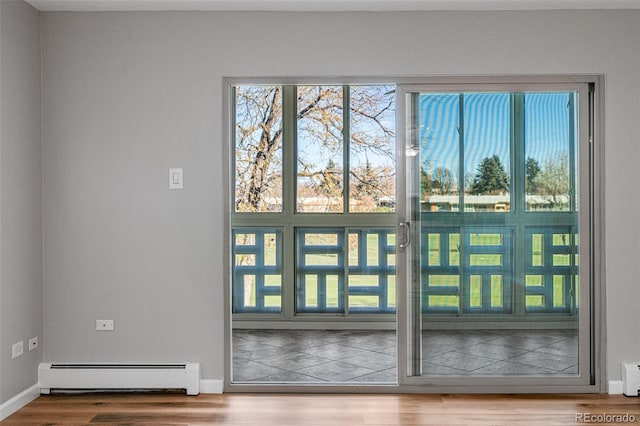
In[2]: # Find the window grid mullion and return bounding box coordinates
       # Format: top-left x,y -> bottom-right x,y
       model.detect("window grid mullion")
343,85 -> 351,215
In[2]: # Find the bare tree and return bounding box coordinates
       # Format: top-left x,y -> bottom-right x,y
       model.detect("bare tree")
534,152 -> 570,209
235,85 -> 395,213
235,86 -> 283,212
432,167 -> 455,194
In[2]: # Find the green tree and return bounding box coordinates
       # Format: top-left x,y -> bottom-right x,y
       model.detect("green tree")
420,166 -> 432,198
470,155 -> 509,195
526,157 -> 541,194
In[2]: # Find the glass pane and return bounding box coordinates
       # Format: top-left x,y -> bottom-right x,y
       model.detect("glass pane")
349,295 -> 379,308
525,93 -> 574,211
428,233 -> 440,266
367,233 -> 380,266
264,233 -> 277,265
470,233 -> 503,246
349,85 -> 396,212
234,86 -> 283,212
429,275 -> 459,287
348,233 -> 359,267
348,229 -> 396,314
232,229 -> 282,313
349,86 -> 396,212
532,234 -> 544,266
387,275 -> 396,308
409,89 -> 582,380
491,275 -> 503,308
469,254 -> 502,266
326,276 -> 340,308
305,275 -> 318,308
449,234 -> 460,266
297,86 -> 344,213
464,93 -> 511,212
470,276 -> 482,307
428,295 -> 458,308
296,228 -> 345,313
525,226 -> 577,313
306,233 -> 337,246
418,94 -> 460,212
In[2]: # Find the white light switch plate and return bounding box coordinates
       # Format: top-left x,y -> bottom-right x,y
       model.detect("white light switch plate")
169,168 -> 183,189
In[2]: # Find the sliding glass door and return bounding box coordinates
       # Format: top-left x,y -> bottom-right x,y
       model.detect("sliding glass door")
396,83 -> 593,387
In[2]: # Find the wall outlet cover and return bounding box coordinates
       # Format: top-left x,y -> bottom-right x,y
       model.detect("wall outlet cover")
96,319 -> 114,331
28,336 -> 38,351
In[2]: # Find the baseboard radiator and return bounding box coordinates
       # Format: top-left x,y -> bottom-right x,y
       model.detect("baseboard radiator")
38,362 -> 200,395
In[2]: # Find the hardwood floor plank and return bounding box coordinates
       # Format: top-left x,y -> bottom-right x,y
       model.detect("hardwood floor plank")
2,393 -> 639,426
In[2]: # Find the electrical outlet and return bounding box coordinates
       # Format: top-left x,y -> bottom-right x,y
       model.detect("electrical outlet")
96,319 -> 114,331
28,336 -> 38,351
11,341 -> 24,359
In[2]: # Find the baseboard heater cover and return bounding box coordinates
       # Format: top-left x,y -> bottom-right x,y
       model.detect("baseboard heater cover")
38,362 -> 200,395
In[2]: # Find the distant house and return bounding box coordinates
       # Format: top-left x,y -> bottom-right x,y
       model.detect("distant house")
422,194 -> 570,212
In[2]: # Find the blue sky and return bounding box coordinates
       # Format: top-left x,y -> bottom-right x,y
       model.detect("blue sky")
419,92 -> 573,186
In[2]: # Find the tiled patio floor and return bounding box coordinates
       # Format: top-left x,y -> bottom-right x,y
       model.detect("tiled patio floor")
232,329 -> 578,383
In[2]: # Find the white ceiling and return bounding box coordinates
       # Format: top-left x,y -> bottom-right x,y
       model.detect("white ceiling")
24,0 -> 640,12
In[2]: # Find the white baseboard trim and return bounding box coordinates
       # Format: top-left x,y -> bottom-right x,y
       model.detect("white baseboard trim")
608,380 -> 623,394
0,383 -> 40,421
199,379 -> 223,394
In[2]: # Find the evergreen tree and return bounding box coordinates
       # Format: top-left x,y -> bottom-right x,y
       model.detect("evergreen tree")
356,161 -> 378,197
420,166 -> 432,198
319,160 -> 341,197
526,157 -> 541,194
470,155 -> 509,195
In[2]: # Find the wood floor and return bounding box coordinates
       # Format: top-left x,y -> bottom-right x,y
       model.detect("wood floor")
2,392 -> 639,425
0,393 -> 640,426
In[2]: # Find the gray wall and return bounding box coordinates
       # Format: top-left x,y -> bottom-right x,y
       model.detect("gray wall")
0,0 -> 42,403
41,10 -> 640,382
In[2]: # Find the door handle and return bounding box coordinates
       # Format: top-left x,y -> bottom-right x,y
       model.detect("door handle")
399,221 -> 411,248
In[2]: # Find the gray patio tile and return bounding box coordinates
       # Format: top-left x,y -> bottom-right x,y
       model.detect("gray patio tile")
472,361 -> 558,375
422,346 -> 455,358
424,351 -> 500,372
256,351 -> 332,370
422,362 -> 472,375
422,332 -> 486,351
489,335 -> 567,351
338,335 -> 396,352
253,371 -> 324,382
231,328 -> 579,382
508,352 -> 577,371
558,364 -> 579,374
232,361 -> 288,382
234,329 -> 280,342
348,367 -> 397,383
233,348 -> 253,360
456,343 -> 529,361
533,340 -> 579,357
295,360 -> 377,382
232,356 -> 252,367
301,342 -> 370,360
375,345 -> 398,355
233,342 -> 286,360
340,351 -> 397,370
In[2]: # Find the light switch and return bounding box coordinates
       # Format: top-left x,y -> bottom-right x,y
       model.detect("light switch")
169,168 -> 183,189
